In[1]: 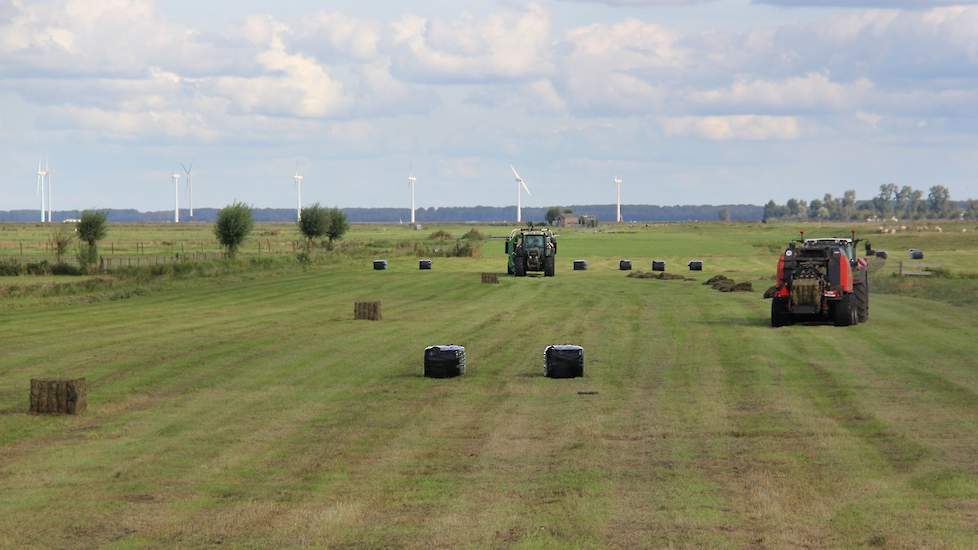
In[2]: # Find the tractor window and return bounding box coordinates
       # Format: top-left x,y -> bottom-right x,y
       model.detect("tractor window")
524,235 -> 545,248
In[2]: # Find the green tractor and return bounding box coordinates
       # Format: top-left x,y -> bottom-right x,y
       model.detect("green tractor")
505,226 -> 557,277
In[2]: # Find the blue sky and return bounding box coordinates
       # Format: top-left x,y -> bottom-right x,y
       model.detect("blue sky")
1,0 -> 976,212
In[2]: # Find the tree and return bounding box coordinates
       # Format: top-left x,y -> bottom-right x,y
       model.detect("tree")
545,207 -> 562,226
910,189 -> 924,219
928,185 -> 951,218
76,211 -> 108,265
786,199 -> 800,217
324,207 -> 349,246
214,202 -> 254,258
718,208 -> 731,222
896,185 -> 914,218
842,190 -> 857,221
808,199 -> 824,219
298,203 -> 330,249
876,183 -> 898,218
965,199 -> 978,220
762,200 -> 779,222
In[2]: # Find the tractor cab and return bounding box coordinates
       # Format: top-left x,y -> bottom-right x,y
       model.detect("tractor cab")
506,226 -> 557,277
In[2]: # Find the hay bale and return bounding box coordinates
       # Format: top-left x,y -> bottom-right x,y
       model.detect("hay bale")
30,378 -> 87,415
373,259 -> 388,270
688,260 -> 703,271
419,259 -> 432,270
619,259 -> 632,271
573,260 -> 588,271
544,345 -> 584,379
875,251 -> 889,260
712,279 -> 736,292
652,260 -> 666,272
354,301 -> 382,321
424,345 -> 466,378
731,281 -> 753,292
481,272 -> 499,284
909,249 -> 924,260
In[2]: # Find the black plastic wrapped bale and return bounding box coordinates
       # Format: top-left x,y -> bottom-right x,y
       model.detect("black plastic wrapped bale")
619,259 -> 632,271
688,260 -> 703,271
573,260 -> 588,271
373,259 -> 388,270
876,251 -> 889,259
424,345 -> 466,378
544,345 -> 584,379
419,259 -> 432,270
30,379 -> 87,415
652,260 -> 666,272
909,249 -> 924,260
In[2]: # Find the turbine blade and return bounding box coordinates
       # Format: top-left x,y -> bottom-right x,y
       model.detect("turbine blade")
521,180 -> 531,196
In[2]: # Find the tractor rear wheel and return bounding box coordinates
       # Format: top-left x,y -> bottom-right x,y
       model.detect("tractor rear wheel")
771,297 -> 791,327
854,271 -> 869,323
832,295 -> 856,327
514,257 -> 526,277
544,256 -> 555,277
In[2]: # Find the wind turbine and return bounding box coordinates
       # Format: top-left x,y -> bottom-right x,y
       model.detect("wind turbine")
181,163 -> 194,218
293,168 -> 304,223
171,173 -> 181,223
510,165 -> 531,224
614,176 -> 623,223
36,160 -> 46,223
408,174 -> 417,225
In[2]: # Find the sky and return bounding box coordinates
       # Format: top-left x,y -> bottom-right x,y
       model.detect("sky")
1,0 -> 977,212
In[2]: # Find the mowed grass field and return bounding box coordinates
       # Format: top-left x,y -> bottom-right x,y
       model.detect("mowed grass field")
1,222 -> 977,548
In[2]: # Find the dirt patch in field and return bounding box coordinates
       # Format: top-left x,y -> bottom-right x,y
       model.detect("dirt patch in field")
627,271 -> 694,281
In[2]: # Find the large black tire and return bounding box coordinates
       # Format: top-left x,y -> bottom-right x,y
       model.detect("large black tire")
771,297 -> 792,327
514,257 -> 526,277
832,294 -> 857,327
854,271 -> 869,323
544,256 -> 555,277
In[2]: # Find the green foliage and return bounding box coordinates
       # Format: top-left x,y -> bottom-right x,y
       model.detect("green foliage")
77,211 -> 108,266
461,228 -> 486,241
545,207 -> 562,226
325,207 -> 349,244
298,203 -> 330,245
214,202 -> 254,258
429,230 -> 453,240
50,227 -> 74,263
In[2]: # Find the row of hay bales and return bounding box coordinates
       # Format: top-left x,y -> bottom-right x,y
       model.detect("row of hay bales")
424,345 -> 584,379
877,225 -> 961,234
573,259 -> 705,272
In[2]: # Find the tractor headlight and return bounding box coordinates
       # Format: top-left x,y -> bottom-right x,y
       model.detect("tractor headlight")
785,249 -> 794,257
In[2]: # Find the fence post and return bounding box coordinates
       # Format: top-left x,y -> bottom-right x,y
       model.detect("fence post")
899,261 -> 903,277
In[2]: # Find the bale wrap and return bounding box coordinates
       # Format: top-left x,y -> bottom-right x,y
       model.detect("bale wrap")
424,345 -> 467,378
544,345 -> 584,379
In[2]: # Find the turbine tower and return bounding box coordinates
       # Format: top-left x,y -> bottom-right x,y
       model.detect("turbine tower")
36,160 -> 46,223
171,173 -> 181,223
293,169 -> 304,222
614,176 -> 623,223
510,165 -> 531,224
181,163 -> 194,218
408,174 -> 417,224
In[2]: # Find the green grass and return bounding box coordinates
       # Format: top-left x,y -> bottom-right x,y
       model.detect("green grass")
1,222 -> 977,548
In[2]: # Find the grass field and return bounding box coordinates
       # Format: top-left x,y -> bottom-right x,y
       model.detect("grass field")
1,222 -> 977,548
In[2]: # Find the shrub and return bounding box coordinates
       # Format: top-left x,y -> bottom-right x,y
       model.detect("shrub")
461,228 -> 486,241
51,227 -> 74,264
429,230 -> 453,240
51,263 -> 83,276
0,260 -> 22,276
214,202 -> 254,258
325,208 -> 349,246
298,203 -> 330,249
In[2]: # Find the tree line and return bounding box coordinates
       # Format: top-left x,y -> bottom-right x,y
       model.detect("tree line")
763,184 -> 978,222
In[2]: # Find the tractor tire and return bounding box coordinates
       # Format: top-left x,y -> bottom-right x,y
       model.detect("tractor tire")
771,297 -> 792,327
507,262 -> 514,276
544,256 -> 555,277
832,294 -> 857,327
854,271 -> 869,323
514,257 -> 526,277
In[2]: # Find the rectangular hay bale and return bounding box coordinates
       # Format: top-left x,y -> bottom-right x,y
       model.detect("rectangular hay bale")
30,378 -> 87,415
354,301 -> 383,321
481,273 -> 499,284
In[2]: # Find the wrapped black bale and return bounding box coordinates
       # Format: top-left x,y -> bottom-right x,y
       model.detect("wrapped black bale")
909,249 -> 924,260
573,260 -> 588,271
876,250 -> 889,259
30,378 -> 87,415
688,260 -> 703,271
619,259 -> 632,271
419,259 -> 432,270
652,260 -> 666,272
373,259 -> 388,270
424,345 -> 466,378
544,345 -> 584,379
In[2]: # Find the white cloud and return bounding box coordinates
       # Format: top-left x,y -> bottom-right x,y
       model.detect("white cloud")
688,72 -> 874,113
662,115 -> 802,140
